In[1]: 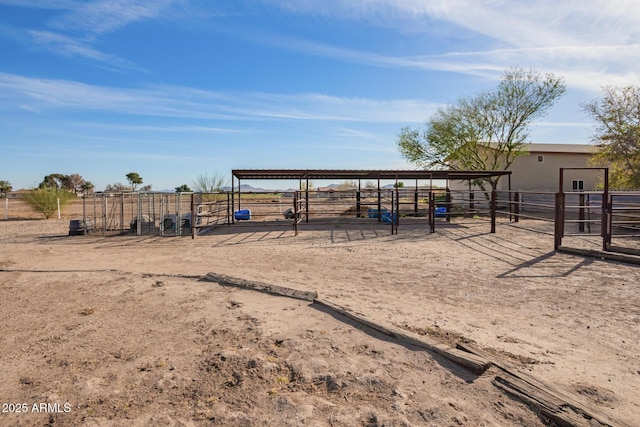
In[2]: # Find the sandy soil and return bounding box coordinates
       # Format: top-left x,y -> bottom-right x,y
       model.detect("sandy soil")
0,217 -> 639,426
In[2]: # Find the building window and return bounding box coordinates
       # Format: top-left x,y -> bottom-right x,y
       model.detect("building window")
572,180 -> 584,191
537,155 -> 544,162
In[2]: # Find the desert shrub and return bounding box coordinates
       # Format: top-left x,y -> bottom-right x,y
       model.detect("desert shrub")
23,189 -> 76,219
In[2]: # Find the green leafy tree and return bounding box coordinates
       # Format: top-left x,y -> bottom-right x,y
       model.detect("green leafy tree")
175,184 -> 192,193
398,67 -> 566,192
105,182 -> 130,192
338,180 -> 357,191
582,85 -> 640,190
126,172 -> 143,192
24,189 -> 75,219
0,180 -> 12,197
39,173 -> 66,191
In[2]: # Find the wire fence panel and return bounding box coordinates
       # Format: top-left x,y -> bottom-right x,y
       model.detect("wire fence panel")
76,192 -> 196,236
8,187 -> 639,254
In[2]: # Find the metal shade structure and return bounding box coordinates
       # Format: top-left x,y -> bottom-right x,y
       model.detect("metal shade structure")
231,169 -> 511,183
229,169 -> 513,234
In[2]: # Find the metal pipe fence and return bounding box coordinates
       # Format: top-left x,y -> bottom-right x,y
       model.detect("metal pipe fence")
33,187 -> 637,256
80,192 -> 193,236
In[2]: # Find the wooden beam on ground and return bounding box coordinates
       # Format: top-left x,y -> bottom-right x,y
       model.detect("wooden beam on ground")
314,298 -> 491,375
201,273 -> 630,427
605,245 -> 640,257
557,246 -> 640,265
457,342 -> 629,427
203,273 -> 318,301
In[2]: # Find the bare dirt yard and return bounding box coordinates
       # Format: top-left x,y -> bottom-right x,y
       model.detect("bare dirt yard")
0,217 -> 639,426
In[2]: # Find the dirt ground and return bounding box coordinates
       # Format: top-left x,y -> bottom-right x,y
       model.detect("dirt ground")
0,217 -> 639,426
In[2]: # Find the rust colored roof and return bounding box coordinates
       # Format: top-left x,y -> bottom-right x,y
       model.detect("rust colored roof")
232,169 -> 510,181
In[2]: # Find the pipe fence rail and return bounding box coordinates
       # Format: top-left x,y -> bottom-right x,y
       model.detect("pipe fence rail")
12,175 -> 635,257
77,192 -> 193,237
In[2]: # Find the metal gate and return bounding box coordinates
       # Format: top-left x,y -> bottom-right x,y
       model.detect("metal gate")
84,192 -> 194,236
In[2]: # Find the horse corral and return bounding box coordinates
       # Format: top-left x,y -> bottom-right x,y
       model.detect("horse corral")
2,168 -> 640,426
53,168 -> 640,261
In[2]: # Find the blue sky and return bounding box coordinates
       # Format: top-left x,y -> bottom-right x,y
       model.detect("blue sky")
1,0 -> 639,191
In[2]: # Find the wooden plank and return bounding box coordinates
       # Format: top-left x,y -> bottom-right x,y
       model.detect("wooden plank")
606,245 -> 640,257
202,273 -> 490,374
202,275 -> 628,427
558,246 -> 640,265
203,273 -> 318,301
314,299 -> 491,375
457,343 -> 629,427
493,374 -> 597,427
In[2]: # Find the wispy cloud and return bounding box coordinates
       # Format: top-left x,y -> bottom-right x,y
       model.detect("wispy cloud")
261,0 -> 640,47
0,0 -> 78,9
7,0 -> 639,88
27,30 -> 143,72
3,0 -> 182,71
255,0 -> 640,91
65,122 -> 260,135
0,72 -> 436,123
49,0 -> 179,34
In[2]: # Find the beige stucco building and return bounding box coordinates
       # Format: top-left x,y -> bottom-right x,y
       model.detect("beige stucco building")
451,143 -> 603,193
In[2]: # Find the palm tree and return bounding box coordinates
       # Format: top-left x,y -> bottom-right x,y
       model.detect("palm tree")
81,181 -> 95,196
64,173 -> 85,193
0,180 -> 12,198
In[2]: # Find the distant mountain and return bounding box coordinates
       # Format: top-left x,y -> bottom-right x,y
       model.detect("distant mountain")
220,184 -> 280,192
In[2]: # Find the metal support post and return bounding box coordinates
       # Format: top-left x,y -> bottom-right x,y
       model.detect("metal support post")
490,190 -> 496,233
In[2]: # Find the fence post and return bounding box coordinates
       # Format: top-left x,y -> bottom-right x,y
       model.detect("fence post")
429,191 -> 435,233
191,193 -> 196,240
514,191 -> 519,223
445,188 -> 451,223
120,194 -> 125,234
469,191 -> 474,218
587,194 -> 591,233
160,195 -> 165,236
137,194 -> 142,236
391,191 -> 395,235
5,197 -> 8,220
554,192 -> 564,250
579,193 -> 585,232
602,193 -> 611,251
490,190 -> 496,233
377,187 -> 382,223
305,187 -> 309,223
293,191 -> 298,236
93,195 -> 97,234
396,188 -> 400,234
102,196 -> 107,237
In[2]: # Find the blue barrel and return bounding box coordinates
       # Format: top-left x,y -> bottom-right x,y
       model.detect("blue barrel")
435,206 -> 447,218
381,212 -> 397,223
234,209 -> 251,220
368,208 -> 389,218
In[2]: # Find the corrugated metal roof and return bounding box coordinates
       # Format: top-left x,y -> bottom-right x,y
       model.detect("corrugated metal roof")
523,143 -> 597,154
231,169 -> 511,181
